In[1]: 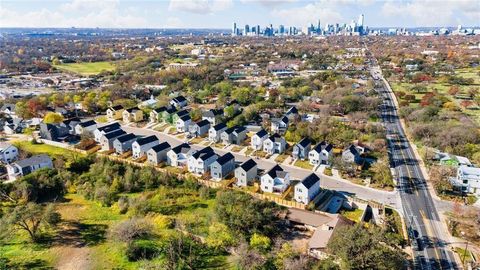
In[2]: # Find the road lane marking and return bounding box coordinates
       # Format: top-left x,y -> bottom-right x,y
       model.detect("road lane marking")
420,210 -> 443,269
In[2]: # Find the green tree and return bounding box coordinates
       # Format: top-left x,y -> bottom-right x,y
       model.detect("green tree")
327,223 -> 406,270
3,203 -> 60,242
249,233 -> 271,252
205,222 -> 236,251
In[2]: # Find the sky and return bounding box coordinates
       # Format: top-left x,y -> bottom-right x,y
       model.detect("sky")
0,0 -> 479,29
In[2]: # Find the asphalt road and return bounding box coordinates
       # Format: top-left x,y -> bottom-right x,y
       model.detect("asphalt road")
119,125 -> 400,207
372,66 -> 457,269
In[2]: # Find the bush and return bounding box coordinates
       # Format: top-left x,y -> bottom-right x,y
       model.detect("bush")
249,233 -> 271,252
110,218 -> 154,243
126,240 -> 159,261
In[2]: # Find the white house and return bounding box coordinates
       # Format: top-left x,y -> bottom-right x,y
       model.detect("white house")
139,95 -> 158,108
94,122 -> 121,142
75,120 -> 97,135
176,114 -> 192,133
167,143 -> 191,167
251,129 -> 268,150
6,154 -> 53,181
170,96 -> 188,108
260,164 -> 291,194
294,173 -> 321,205
0,142 -> 18,164
263,133 -> 286,155
235,158 -> 258,187
309,141 -> 334,166
132,135 -> 159,159
187,147 -> 218,175
188,119 -> 210,137
452,166 -> 480,195
271,115 -> 289,134
208,123 -> 227,142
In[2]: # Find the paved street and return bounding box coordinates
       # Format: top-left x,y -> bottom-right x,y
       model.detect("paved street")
372,65 -> 457,269
120,125 -> 400,208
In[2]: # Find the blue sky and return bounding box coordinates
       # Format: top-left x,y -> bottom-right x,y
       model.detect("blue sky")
0,0 -> 479,28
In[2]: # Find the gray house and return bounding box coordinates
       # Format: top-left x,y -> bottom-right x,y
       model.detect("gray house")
189,119 -> 210,137
221,126 -> 247,145
147,142 -> 171,165
342,144 -> 364,166
94,122 -> 121,142
202,108 -> 223,125
100,129 -> 126,151
132,135 -> 159,159
6,154 -> 53,181
113,133 -> 137,154
235,158 -> 258,187
210,153 -> 235,181
292,137 -> 312,160
208,123 -> 227,142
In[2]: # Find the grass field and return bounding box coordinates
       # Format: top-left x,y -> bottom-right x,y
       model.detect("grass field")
294,159 -> 313,170
54,61 -> 115,76
14,140 -> 73,157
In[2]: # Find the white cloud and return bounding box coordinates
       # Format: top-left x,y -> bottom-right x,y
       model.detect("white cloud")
168,0 -> 233,14
0,0 -> 146,28
239,0 -> 297,7
381,0 -> 480,26
271,1 -> 343,26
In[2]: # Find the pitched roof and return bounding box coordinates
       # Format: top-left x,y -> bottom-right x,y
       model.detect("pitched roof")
223,126 -> 236,134
98,122 -> 121,132
297,137 -> 311,148
202,108 -> 223,117
179,114 -> 191,122
255,129 -> 268,138
345,144 -> 360,156
109,105 -> 123,111
234,126 -> 246,134
153,106 -> 167,113
173,96 -> 187,103
212,123 -> 227,131
196,119 -> 210,127
79,120 -> 96,128
313,141 -> 333,153
300,173 -> 320,189
176,110 -> 189,117
286,106 -> 298,115
165,107 -> 177,114
266,164 -> 286,179
268,133 -> 284,143
14,154 -> 51,168
171,143 -> 191,154
191,147 -> 214,159
240,158 -> 257,171
135,135 -> 158,146
125,107 -> 140,113
215,153 -> 234,165
104,129 -> 126,139
115,133 -> 136,143
150,141 -> 171,152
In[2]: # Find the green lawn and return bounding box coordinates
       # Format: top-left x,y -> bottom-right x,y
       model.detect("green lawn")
14,140 -> 73,157
294,159 -> 313,170
54,61 -> 115,76
274,154 -> 289,163
340,208 -> 364,222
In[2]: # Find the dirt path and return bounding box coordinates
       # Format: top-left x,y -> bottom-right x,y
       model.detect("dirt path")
53,246 -> 92,270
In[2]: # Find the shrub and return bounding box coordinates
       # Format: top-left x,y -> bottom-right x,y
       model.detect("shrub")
126,240 -> 159,261
249,233 -> 271,252
110,218 -> 153,243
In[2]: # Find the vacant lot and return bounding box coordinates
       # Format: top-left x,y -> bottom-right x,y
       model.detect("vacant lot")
54,61 -> 115,76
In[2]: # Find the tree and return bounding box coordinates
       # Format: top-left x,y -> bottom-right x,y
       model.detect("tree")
369,158 -> 394,188
327,223 -> 406,270
3,203 -> 60,242
43,112 -> 64,124
205,222 -> 236,251
249,233 -> 271,252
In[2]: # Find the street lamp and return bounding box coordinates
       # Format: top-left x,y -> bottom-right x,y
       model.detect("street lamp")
461,231 -> 469,265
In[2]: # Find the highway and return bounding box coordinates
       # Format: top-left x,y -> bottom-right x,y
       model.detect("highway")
371,65 -> 457,269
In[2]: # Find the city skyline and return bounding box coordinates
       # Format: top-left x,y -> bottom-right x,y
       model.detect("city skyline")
1,0 -> 479,29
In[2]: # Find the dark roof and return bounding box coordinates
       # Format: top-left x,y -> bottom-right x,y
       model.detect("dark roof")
191,147 -> 214,159
240,158 -> 257,171
313,141 -> 333,153
153,106 -> 167,113
104,129 -> 126,139
150,142 -> 171,152
215,153 -> 234,165
223,126 -> 236,134
202,108 -> 223,117
266,164 -> 285,179
196,119 -> 210,127
301,173 -> 320,189
171,143 -> 191,154
176,110 -> 189,117
297,137 -> 311,148
256,129 -> 268,138
79,120 -> 96,128
280,115 -> 289,123
125,107 -> 140,113
269,133 -> 284,143
173,96 -> 187,103
14,154 -> 51,168
166,107 -> 177,114
234,126 -> 246,134
227,99 -> 239,106
212,123 -> 227,131
98,122 -> 121,132
287,106 -> 298,115
115,133 -> 136,143
179,114 -> 191,121
199,151 -> 217,161
110,105 -> 123,111
345,145 -> 360,156
136,135 -> 158,146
